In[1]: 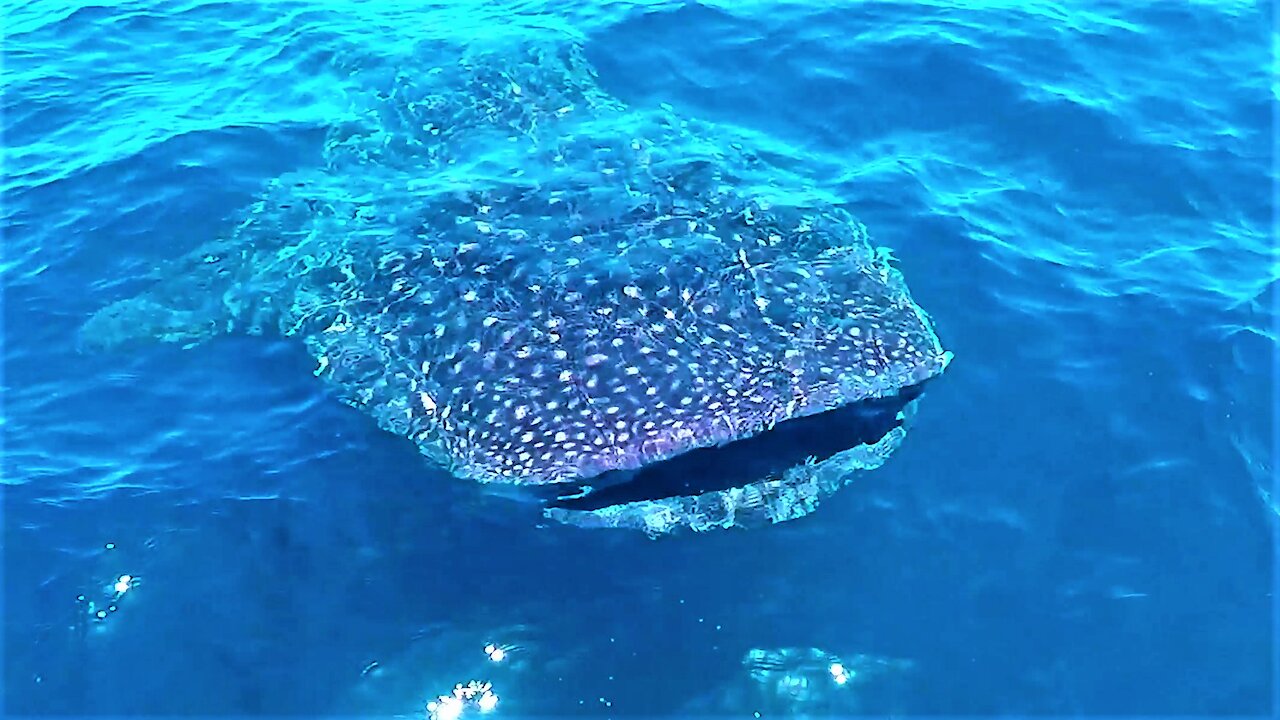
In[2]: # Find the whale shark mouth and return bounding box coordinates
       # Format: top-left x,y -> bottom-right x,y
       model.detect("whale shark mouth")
546,383 -> 924,513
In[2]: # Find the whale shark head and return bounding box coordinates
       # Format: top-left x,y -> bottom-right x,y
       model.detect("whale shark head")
383,195 -> 951,535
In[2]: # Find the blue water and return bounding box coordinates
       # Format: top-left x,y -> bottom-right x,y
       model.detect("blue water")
3,0 -> 1275,716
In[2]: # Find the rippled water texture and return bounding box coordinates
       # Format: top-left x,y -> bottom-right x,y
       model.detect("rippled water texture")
3,0 -> 1275,716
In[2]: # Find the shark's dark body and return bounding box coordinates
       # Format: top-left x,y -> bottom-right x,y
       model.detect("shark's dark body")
83,41 -> 950,535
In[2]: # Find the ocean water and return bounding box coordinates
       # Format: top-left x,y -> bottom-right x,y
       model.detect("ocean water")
2,0 -> 1275,716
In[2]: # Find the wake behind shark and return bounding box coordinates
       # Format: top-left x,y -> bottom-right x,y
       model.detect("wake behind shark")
82,40 -> 951,536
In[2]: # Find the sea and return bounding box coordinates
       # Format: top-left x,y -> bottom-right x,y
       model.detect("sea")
2,0 -> 1275,716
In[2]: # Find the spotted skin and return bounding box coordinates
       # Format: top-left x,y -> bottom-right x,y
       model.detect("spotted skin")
81,39 -> 949,534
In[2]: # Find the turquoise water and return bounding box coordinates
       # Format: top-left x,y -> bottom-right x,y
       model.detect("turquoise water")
3,0 -> 1275,716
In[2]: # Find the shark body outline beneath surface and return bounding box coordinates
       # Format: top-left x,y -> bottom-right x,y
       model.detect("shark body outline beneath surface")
82,39 -> 952,536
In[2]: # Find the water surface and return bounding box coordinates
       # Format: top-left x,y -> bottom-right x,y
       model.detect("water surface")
3,0 -> 1274,715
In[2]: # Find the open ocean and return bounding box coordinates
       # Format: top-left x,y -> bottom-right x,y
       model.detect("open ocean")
2,0 -> 1276,716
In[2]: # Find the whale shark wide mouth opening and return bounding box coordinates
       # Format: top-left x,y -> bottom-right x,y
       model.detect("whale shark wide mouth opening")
546,383 -> 927,512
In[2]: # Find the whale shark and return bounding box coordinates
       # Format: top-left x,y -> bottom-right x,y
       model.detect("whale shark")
81,40 -> 951,536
